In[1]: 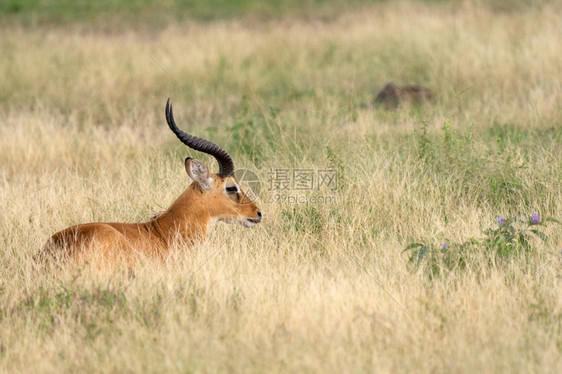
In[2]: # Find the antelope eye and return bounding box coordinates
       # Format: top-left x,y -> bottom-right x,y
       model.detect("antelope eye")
226,186 -> 238,194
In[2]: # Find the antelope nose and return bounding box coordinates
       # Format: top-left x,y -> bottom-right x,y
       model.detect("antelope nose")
256,211 -> 262,222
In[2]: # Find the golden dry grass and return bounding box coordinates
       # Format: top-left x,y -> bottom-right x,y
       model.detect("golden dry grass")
1,1 -> 561,372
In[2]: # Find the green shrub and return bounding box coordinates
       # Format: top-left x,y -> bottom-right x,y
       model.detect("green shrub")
405,213 -> 560,278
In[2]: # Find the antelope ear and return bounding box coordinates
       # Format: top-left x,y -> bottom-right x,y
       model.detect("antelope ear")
185,158 -> 212,190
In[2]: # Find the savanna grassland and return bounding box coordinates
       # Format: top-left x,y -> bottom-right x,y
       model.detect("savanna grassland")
1,0 -> 561,372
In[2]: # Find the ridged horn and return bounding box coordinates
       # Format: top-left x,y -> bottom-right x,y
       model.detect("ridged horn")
165,98 -> 235,177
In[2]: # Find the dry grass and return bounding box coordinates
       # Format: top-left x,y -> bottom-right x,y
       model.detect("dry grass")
1,1 -> 561,372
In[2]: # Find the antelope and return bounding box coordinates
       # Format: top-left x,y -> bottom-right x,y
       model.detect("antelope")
39,99 -> 261,264
373,83 -> 435,109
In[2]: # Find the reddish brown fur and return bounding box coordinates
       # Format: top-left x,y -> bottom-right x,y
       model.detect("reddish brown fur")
40,164 -> 261,265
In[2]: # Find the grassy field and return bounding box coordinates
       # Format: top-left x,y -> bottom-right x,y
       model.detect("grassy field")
1,0 -> 561,372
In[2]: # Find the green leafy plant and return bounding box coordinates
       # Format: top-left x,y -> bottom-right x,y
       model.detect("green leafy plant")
405,212 -> 560,278
483,213 -> 559,258
416,121 -> 433,163
326,145 -> 345,191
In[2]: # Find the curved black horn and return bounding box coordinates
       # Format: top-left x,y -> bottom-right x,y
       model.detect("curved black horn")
165,98 -> 235,177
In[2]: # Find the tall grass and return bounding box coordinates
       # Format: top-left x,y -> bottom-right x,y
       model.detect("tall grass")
1,1 -> 561,372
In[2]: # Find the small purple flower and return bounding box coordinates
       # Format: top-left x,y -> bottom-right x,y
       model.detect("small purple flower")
442,242 -> 448,249
497,217 -> 506,224
531,212 -> 540,224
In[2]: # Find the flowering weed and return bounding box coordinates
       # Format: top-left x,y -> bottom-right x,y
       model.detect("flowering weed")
405,213 -> 560,278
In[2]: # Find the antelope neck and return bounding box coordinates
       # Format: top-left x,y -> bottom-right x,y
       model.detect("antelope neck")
151,186 -> 212,244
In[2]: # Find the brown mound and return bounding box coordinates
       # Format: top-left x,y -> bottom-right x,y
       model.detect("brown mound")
373,83 -> 435,108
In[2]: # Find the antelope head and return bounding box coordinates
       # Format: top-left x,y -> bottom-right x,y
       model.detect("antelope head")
165,99 -> 262,228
